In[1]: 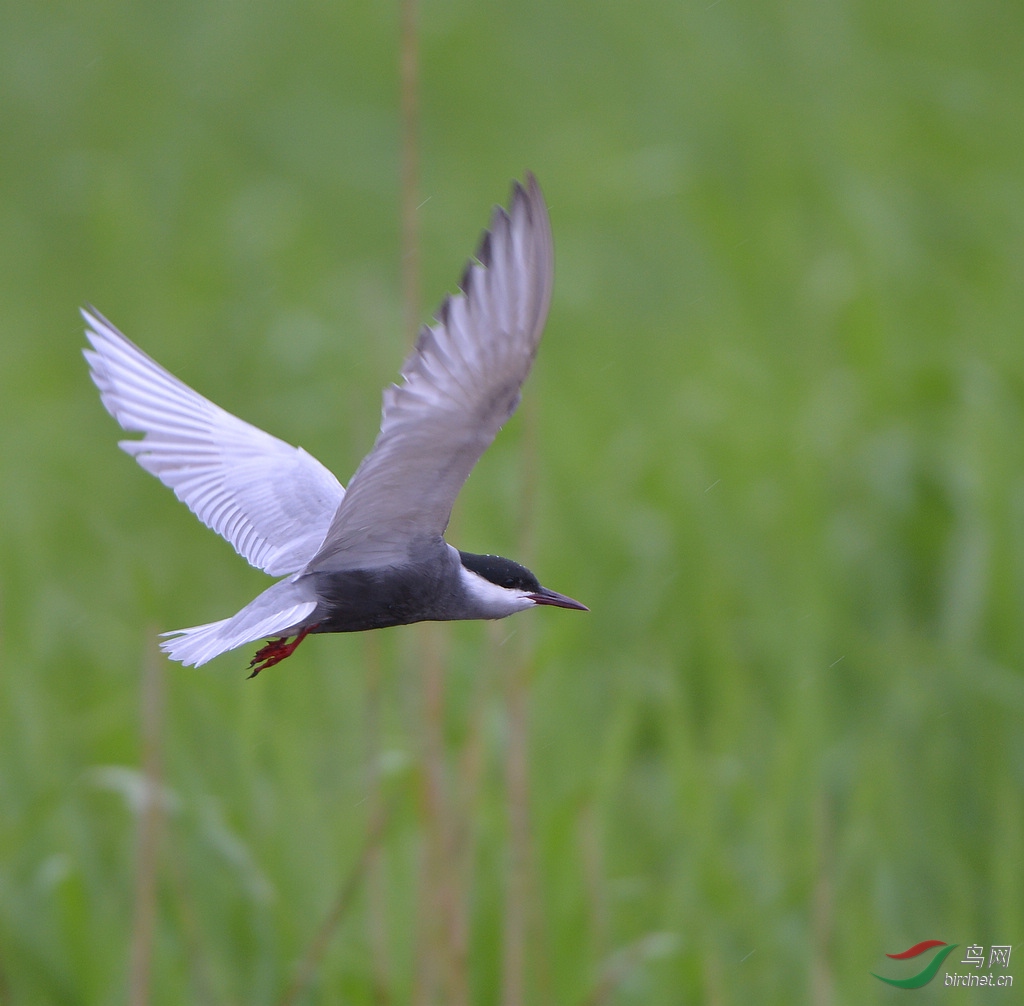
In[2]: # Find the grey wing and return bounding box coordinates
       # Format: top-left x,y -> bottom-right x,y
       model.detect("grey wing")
308,174 -> 553,572
84,309 -> 345,576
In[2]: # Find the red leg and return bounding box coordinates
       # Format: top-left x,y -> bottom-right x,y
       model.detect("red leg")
247,624 -> 317,678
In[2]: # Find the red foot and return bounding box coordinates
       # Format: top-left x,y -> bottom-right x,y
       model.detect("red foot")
247,624 -> 317,678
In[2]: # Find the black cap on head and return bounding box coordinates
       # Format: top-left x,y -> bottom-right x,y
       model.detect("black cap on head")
458,551 -> 541,592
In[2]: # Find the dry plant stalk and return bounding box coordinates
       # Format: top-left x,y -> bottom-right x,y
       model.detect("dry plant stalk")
128,636 -> 166,1006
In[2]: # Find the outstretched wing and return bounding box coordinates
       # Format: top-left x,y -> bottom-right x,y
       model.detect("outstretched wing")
84,308 -> 344,576
308,173 -> 554,572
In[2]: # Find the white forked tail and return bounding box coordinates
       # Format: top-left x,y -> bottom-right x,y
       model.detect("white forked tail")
160,578 -> 317,667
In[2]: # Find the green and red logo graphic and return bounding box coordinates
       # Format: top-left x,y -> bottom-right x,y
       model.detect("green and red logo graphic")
873,940 -> 959,988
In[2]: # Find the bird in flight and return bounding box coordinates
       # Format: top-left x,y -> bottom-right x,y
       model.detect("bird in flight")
84,174 -> 586,676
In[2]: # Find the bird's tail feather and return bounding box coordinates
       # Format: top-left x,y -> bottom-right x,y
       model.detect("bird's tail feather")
160,578 -> 317,667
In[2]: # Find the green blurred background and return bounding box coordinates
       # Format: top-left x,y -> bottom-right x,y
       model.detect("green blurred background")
2,0 -> 1023,1002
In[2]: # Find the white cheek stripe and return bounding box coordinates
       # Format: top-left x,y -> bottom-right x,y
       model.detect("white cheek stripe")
458,566 -> 534,616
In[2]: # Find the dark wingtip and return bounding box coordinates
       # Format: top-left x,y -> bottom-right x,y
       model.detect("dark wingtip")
476,227 -> 493,267
472,174 -> 541,269
423,172 -> 547,335
513,172 -> 541,214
